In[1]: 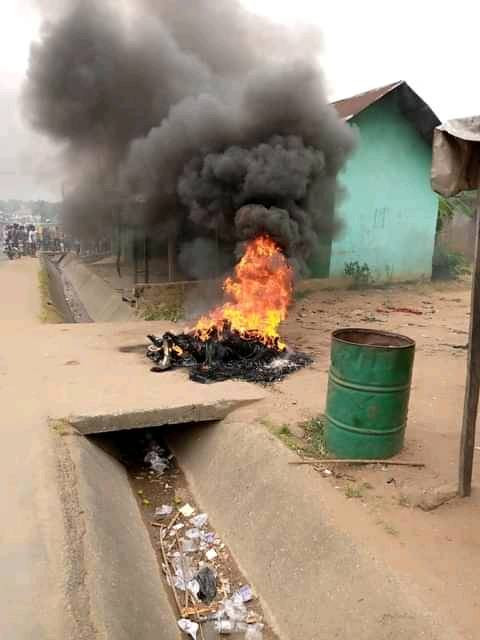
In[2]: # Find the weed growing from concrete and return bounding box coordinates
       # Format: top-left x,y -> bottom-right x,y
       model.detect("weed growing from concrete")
49,419 -> 72,436
301,416 -> 327,457
38,266 -> 63,324
277,425 -> 302,452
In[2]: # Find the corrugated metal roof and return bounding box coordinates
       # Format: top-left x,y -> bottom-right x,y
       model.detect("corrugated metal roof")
332,81 -> 403,119
332,81 -> 441,143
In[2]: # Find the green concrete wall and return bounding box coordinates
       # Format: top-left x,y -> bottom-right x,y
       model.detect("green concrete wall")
328,94 -> 438,282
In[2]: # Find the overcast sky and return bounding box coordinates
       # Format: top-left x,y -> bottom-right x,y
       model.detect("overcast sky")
0,0 -> 478,200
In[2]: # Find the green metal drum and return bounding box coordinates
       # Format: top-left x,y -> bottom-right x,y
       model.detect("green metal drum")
325,328 -> 415,459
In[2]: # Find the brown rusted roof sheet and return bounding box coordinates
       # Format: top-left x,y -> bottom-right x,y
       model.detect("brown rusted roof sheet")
332,81 -> 403,119
332,81 -> 440,144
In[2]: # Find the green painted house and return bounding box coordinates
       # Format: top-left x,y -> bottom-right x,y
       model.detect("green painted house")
312,81 -> 440,282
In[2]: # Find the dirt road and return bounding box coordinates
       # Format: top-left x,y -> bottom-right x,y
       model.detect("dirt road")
0,258 -> 70,638
0,259 -> 180,640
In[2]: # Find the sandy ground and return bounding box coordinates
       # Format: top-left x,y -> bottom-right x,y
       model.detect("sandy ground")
0,257 -> 72,639
77,259 -> 480,636
242,278 -> 480,637
4,253 -> 478,637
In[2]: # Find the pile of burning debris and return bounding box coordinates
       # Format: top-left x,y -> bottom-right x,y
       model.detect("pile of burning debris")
147,328 -> 311,384
146,236 -> 312,384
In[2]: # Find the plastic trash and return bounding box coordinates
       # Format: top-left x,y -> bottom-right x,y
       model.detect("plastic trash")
245,623 -> 264,640
179,503 -> 195,517
185,528 -> 201,540
190,513 -> 208,528
181,538 -> 198,554
178,618 -> 199,639
205,548 -> 217,561
234,585 -> 254,603
172,554 -> 196,585
187,579 -> 200,599
155,505 -> 173,518
144,450 -> 168,474
214,619 -> 236,634
195,566 -> 217,603
202,531 -> 216,545
223,594 -> 247,623
173,575 -> 187,591
169,523 -> 185,538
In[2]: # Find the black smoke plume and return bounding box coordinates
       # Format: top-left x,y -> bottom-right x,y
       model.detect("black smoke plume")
23,0 -> 355,275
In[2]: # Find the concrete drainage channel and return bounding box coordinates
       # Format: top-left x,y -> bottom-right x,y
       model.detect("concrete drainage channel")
92,428 -> 276,640
43,255 -> 277,640
43,254 -> 462,640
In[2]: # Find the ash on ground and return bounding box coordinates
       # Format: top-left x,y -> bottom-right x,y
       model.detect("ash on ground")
146,328 -> 312,384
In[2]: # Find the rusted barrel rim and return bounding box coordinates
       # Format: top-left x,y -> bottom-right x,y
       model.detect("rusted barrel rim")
332,328 -> 415,349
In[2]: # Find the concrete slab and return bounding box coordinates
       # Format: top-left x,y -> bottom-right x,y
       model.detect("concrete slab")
70,383 -> 265,434
33,321 -> 265,434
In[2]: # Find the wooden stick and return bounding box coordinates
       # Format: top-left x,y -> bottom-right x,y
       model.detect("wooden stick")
181,605 -> 217,617
175,536 -> 206,640
458,188 -> 480,497
166,511 -> 180,532
175,532 -> 189,610
290,459 -> 425,468
199,618 -> 206,640
159,529 -> 183,616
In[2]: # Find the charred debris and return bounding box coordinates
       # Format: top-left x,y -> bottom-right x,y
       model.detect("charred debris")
146,327 -> 312,384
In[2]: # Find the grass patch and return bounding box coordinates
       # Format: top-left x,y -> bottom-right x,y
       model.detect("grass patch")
301,416 -> 327,457
344,261 -> 372,289
38,266 -> 63,324
344,483 -> 365,499
344,481 -> 373,499
276,425 -> 300,452
263,415 -> 329,458
49,419 -> 72,436
138,300 -> 184,322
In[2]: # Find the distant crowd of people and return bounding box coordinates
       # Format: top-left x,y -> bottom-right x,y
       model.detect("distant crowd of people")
2,223 -> 70,258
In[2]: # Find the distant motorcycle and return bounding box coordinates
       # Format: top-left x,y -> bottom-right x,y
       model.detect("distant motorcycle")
5,242 -> 21,260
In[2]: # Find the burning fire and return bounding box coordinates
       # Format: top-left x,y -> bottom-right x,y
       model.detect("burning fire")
194,235 -> 293,348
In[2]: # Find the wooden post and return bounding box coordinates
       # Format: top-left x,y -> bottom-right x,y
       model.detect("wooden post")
458,189 -> 480,497
133,232 -> 139,286
168,235 -> 175,282
144,233 -> 150,284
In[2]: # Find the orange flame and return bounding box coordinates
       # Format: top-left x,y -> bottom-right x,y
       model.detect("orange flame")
194,235 -> 293,349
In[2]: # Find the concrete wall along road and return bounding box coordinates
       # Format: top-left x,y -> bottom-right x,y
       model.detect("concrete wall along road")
63,255 -> 137,322
329,94 -> 439,283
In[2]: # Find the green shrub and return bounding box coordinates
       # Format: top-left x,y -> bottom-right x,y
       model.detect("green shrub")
432,247 -> 470,280
344,261 -> 372,288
